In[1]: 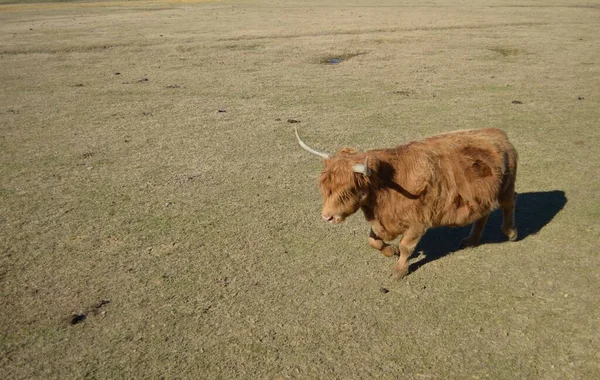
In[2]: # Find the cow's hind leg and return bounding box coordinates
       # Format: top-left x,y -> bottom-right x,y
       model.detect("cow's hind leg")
460,214 -> 490,248
368,229 -> 397,257
500,192 -> 518,241
392,227 -> 424,280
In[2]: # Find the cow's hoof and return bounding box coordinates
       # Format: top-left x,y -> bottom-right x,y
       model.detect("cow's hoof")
503,228 -> 518,242
392,267 -> 409,281
459,237 -> 479,249
382,245 -> 398,257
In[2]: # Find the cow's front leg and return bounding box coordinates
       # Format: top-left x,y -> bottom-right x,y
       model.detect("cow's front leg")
368,228 -> 397,257
393,227 -> 424,280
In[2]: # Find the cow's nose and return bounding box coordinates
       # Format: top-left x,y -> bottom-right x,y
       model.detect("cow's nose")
322,214 -> 333,222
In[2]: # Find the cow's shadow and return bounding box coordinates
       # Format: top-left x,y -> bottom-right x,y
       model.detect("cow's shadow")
408,190 -> 567,274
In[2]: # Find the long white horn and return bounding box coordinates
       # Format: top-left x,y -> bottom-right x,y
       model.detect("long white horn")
294,126 -> 332,159
352,156 -> 371,177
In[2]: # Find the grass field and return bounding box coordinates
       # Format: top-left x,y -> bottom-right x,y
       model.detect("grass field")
1,0 -> 599,378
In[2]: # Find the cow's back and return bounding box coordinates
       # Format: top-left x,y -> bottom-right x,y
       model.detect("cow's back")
390,128 -> 517,228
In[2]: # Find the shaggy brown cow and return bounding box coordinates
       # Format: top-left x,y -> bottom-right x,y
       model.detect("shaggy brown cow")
295,127 -> 518,279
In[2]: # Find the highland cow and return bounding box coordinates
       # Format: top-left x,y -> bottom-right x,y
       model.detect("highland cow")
295,127 -> 518,279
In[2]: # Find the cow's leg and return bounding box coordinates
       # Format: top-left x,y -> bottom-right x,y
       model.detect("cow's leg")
500,192 -> 518,241
392,227 -> 424,280
368,229 -> 397,257
460,214 -> 490,248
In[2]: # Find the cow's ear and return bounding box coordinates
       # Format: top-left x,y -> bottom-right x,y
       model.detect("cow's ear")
352,156 -> 371,176
368,156 -> 380,173
353,156 -> 380,177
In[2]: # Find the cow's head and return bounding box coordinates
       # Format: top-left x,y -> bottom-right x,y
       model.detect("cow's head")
295,127 -> 377,224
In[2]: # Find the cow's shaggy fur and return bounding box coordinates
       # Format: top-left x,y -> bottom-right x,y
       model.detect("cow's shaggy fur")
312,128 -> 518,279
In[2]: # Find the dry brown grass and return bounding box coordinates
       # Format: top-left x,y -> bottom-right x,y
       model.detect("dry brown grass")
1,0 -> 599,379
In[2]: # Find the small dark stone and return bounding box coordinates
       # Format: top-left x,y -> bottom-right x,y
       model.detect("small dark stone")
511,100 -> 523,104
138,78 -> 149,82
70,313 -> 87,325
287,119 -> 300,124
218,109 -> 227,113
115,72 -> 121,75
380,287 -> 390,294
577,96 -> 585,100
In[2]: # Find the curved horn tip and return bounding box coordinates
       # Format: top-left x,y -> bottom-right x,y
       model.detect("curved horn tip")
294,126 -> 332,160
